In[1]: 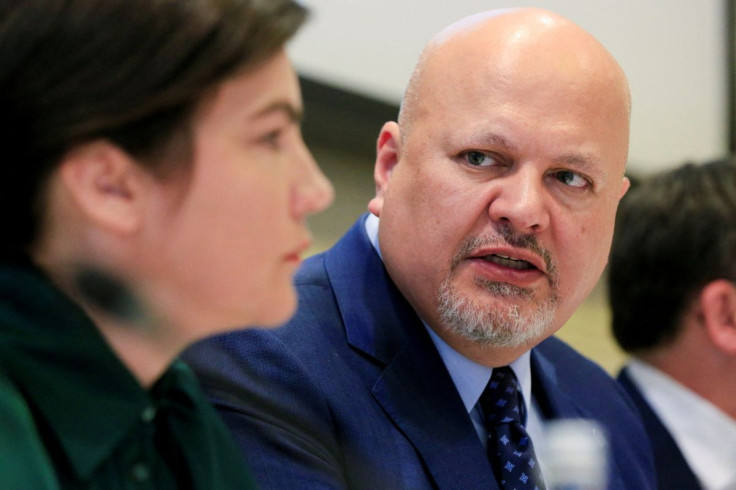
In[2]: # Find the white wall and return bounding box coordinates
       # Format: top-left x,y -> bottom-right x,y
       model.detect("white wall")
290,0 -> 729,173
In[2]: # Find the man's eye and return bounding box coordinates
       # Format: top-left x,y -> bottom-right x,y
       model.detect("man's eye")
555,170 -> 589,188
464,151 -> 495,167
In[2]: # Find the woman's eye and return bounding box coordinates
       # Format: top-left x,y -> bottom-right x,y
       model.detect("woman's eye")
260,130 -> 282,150
464,151 -> 495,167
555,170 -> 589,188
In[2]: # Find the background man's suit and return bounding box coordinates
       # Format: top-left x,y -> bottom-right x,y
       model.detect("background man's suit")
618,367 -> 702,490
184,216 -> 655,489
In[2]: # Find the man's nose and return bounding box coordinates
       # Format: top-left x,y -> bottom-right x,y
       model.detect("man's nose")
487,167 -> 550,234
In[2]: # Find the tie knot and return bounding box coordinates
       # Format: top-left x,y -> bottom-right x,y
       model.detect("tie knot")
480,366 -> 526,426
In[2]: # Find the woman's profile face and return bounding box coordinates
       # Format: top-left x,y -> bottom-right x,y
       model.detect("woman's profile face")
140,49 -> 333,335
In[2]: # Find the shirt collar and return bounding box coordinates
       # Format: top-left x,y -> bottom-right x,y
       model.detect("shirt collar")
627,359 -> 736,489
425,327 -> 532,415
364,214 -> 534,415
0,262 -> 198,480
365,213 -> 381,256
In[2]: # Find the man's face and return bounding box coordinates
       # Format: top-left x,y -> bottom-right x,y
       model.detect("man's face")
371,34 -> 629,358
141,50 -> 333,334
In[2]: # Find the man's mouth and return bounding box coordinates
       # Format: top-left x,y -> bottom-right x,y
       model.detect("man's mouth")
479,254 -> 536,271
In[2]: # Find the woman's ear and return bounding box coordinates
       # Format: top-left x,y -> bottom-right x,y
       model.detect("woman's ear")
58,140 -> 151,234
367,121 -> 401,218
700,279 -> 736,355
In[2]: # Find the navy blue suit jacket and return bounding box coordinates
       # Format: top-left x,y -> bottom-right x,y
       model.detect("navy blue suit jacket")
185,217 -> 655,489
618,367 -> 702,490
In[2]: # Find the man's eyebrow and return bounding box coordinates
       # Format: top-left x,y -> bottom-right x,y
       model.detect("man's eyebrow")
252,101 -> 304,123
552,152 -> 602,172
467,129 -> 519,152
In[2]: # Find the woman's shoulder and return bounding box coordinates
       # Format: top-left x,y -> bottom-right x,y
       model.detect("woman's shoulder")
0,370 -> 60,490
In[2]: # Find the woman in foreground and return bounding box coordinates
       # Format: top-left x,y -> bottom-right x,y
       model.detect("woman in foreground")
0,0 -> 333,488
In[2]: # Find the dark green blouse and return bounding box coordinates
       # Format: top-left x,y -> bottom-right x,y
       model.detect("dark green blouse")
0,261 -> 257,489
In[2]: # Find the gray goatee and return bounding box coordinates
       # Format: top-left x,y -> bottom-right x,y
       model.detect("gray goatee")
436,228 -> 558,348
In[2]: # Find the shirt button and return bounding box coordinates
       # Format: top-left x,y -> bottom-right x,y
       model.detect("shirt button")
130,462 -> 150,483
141,406 -> 156,423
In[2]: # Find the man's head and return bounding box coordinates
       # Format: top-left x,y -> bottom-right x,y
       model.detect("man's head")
368,8 -> 631,364
609,157 -> 736,356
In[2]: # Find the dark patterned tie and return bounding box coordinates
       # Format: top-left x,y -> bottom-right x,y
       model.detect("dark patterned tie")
479,366 -> 546,490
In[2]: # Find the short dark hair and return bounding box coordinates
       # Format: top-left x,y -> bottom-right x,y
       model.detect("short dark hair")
608,156 -> 736,353
0,0 -> 307,260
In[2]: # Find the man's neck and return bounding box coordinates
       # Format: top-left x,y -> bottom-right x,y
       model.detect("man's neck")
638,347 -> 736,420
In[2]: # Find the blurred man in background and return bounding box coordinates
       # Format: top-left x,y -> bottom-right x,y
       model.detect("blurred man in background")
610,157 -> 736,490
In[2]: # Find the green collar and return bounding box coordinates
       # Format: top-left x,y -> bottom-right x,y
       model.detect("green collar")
0,262 -> 196,480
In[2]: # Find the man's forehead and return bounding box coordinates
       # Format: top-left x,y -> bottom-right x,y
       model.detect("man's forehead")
400,8 -> 630,161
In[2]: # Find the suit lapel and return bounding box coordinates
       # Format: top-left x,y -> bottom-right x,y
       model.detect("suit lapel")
324,216 -> 407,364
324,217 -> 497,489
530,347 -> 581,418
372,319 -> 498,490
530,341 -> 604,420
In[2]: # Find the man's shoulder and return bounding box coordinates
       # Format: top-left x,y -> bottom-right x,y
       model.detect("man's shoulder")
280,249 -> 345,338
293,249 -> 330,286
294,215 -> 373,286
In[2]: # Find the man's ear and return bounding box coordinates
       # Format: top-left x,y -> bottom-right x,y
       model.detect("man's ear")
700,279 -> 736,355
59,140 -> 150,234
367,121 -> 401,218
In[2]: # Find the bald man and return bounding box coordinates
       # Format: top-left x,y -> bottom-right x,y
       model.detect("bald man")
184,9 -> 655,490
